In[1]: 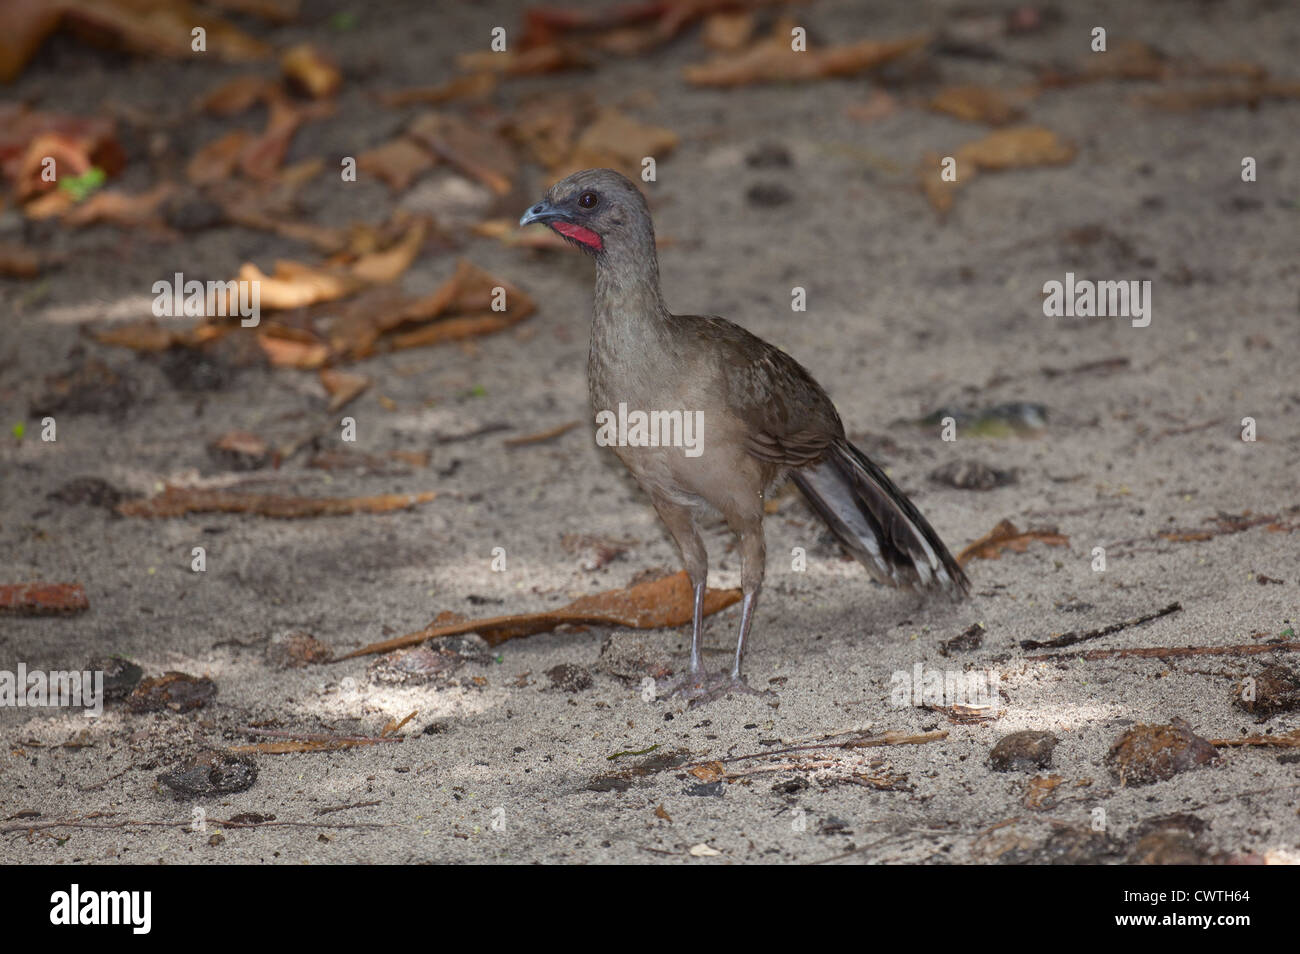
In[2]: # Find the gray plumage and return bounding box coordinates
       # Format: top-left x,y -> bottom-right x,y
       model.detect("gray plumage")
521,169 -> 968,702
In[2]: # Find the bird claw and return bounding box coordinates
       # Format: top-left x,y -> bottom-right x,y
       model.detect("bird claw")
660,670 -> 776,706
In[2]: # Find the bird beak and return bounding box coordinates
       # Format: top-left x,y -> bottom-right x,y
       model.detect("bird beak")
519,200 -> 568,228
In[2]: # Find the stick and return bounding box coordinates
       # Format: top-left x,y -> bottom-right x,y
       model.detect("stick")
1020,602 -> 1181,650
1025,640 -> 1300,662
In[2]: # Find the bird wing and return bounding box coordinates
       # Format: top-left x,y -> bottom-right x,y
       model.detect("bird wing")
671,315 -> 844,468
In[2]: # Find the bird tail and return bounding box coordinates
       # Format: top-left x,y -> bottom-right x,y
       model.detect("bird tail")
791,440 -> 969,597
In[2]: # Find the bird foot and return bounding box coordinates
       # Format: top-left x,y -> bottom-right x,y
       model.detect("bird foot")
660,670 -> 775,706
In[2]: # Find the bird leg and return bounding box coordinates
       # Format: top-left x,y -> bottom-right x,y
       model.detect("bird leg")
648,497 -> 713,698
668,518 -> 774,705
731,588 -> 758,680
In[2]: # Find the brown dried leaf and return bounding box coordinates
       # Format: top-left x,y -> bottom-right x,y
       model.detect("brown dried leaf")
281,43 -> 341,98
955,125 -> 1076,170
957,518 -> 1069,564
689,761 -> 727,783
330,259 -> 534,358
194,75 -> 278,115
376,73 -> 498,107
456,45 -> 589,76
0,0 -> 62,83
701,11 -> 754,51
1022,774 -> 1063,810
348,218 -> 427,283
474,218 -> 572,250
187,129 -> 253,185
503,91 -> 593,169
257,334 -> 330,369
0,242 -> 43,278
929,85 -> 1028,126
118,486 -> 437,518
319,368 -> 370,411
685,26 -> 930,87
1138,79 -> 1300,111
357,138 -> 435,192
59,0 -> 271,63
406,112 -> 517,196
240,95 -> 333,181
61,182 -> 175,229
338,571 -> 743,657
0,582 -> 89,615
554,107 -> 678,180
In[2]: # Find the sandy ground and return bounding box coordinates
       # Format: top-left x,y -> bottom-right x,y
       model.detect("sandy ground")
1,0 -> 1298,865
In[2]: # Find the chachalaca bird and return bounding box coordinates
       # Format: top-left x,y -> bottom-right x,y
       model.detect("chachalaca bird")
520,169 -> 969,703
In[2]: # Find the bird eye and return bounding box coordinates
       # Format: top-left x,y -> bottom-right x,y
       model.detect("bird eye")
578,191 -> 599,209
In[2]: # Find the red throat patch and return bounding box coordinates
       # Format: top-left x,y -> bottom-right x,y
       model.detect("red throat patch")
551,221 -> 603,251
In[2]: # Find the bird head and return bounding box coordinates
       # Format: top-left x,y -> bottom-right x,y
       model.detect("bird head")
518,168 -> 653,258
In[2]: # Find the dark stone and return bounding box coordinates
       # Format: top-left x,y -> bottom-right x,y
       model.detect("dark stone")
158,751 -> 257,797
990,730 -> 1057,772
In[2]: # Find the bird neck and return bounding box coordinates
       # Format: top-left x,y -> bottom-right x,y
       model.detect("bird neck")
592,242 -> 670,331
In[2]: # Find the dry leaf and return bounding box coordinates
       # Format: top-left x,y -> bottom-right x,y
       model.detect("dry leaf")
0,243 -> 43,278
61,182 -> 175,228
2,107 -> 123,201
920,126 -> 1076,214
376,73 -> 497,107
456,45 -> 588,75
281,43 -> 341,98
338,570 -> 743,657
503,91 -> 593,169
474,218 -> 572,250
257,334 -> 330,369
1023,774 -> 1063,810
956,125 -> 1075,170
1138,79 -> 1300,111
59,0 -> 271,63
702,11 -> 754,51
195,75 -> 278,115
0,0 -> 63,83
329,258 -> 534,359
0,582 -> 89,615
957,518 -> 1069,564
187,130 -> 252,185
357,138 -> 435,191
237,259 -> 360,311
118,486 -> 436,518
685,25 -> 929,87
319,368 -> 370,411
689,761 -> 727,782
406,112 -> 518,195
554,107 -> 678,179
928,85 -> 1028,125
240,95 -> 333,181
348,218 -> 426,283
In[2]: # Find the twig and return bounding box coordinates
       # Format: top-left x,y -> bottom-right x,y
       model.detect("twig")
75,767 -> 132,792
1,815 -> 388,834
1209,729 -> 1300,748
1020,602 -> 1181,650
314,800 -> 382,816
1026,640 -> 1300,662
381,710 -> 418,736
683,730 -> 948,769
228,727 -> 406,753
504,420 -> 580,447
